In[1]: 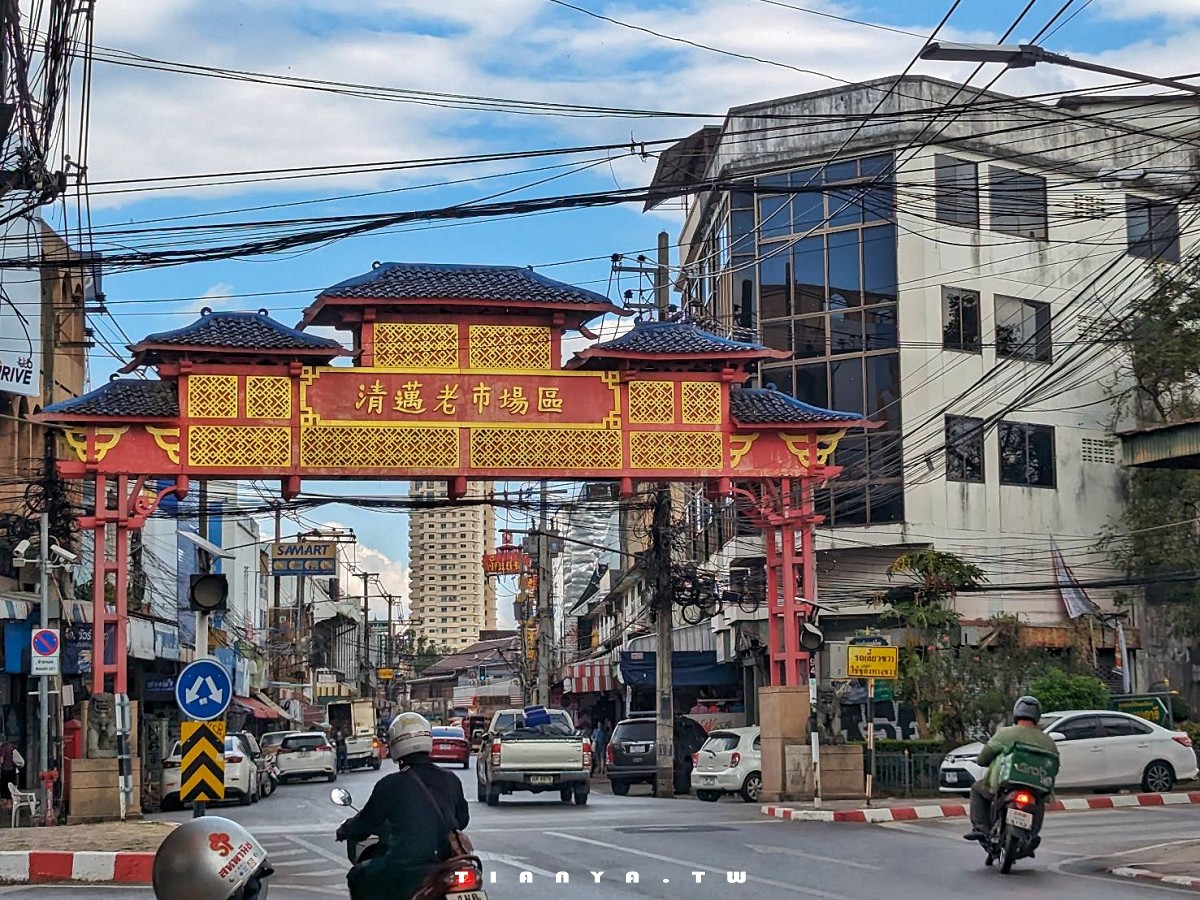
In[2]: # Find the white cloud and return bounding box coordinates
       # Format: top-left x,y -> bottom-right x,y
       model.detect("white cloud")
320,520 -> 410,621
1094,0 -> 1200,19
194,281 -> 235,313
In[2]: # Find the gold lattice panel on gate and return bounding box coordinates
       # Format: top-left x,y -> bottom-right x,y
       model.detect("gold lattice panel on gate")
188,426 -> 291,467
301,426 -> 459,468
630,432 -> 724,470
187,375 -> 239,418
627,381 -> 675,424
681,382 -> 722,424
245,376 -> 292,419
470,428 -> 622,470
375,323 -> 459,368
468,325 -> 551,370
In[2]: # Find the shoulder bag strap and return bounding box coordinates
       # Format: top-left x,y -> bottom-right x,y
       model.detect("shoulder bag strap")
403,766 -> 454,832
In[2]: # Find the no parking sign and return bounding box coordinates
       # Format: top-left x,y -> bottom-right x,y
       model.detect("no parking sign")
31,628 -> 60,676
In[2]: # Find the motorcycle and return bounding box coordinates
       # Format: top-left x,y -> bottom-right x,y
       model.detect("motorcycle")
981,785 -> 1046,874
264,758 -> 282,796
330,788 -> 487,900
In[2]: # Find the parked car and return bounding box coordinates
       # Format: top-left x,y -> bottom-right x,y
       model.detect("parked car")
606,714 -> 709,796
691,726 -> 762,803
260,730 -> 299,758
275,732 -> 337,783
940,710 -> 1197,795
431,726 -> 471,769
161,734 -> 260,811
476,708 -> 591,806
229,731 -> 273,798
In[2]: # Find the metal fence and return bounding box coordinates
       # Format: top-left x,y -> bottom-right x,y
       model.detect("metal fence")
872,752 -> 945,796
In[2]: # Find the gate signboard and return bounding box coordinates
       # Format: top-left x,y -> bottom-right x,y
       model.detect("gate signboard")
270,541 -> 337,576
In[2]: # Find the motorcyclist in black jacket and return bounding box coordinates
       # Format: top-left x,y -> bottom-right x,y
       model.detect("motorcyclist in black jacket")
336,712 -> 469,900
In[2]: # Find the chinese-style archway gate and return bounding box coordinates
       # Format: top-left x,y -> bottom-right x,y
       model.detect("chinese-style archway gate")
37,262 -> 875,700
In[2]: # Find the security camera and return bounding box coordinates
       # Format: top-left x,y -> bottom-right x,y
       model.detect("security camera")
50,545 -> 78,564
12,539 -> 30,566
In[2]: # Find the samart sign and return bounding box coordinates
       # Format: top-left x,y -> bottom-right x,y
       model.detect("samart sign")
270,541 -> 337,576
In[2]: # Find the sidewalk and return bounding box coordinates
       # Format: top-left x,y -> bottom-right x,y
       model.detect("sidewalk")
764,789 -> 1200,823
1110,840 -> 1200,891
0,822 -> 173,885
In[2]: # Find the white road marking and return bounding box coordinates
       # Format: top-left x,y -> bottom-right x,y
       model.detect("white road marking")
477,852 -> 560,878
281,834 -> 350,868
544,830 -> 850,899
745,844 -> 882,869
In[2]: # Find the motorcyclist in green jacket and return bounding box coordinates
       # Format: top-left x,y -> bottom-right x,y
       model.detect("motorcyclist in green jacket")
963,696 -> 1058,842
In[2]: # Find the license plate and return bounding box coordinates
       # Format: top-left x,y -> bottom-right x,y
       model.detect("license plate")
944,772 -> 958,783
703,776 -> 716,784
1006,808 -> 1033,830
631,744 -> 650,753
437,744 -> 451,750
451,893 -> 487,900
530,775 -> 553,786
298,750 -> 310,757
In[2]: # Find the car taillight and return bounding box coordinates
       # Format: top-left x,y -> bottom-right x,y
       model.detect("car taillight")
316,744 -> 332,752
692,752 -> 699,767
446,864 -> 481,892
1014,791 -> 1034,807
492,741 -> 502,766
227,755 -> 244,764
606,744 -> 614,764
1174,734 -> 1193,748
582,740 -> 592,770
730,752 -> 741,767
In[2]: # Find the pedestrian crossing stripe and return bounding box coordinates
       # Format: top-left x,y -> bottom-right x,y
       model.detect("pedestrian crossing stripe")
181,720 -> 226,802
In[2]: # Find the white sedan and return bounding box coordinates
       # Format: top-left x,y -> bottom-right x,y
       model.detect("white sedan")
274,731 -> 337,783
691,726 -> 762,802
940,710 -> 1197,795
161,734 -> 260,810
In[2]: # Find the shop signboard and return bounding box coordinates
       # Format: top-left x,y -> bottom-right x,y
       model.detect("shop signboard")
270,541 -> 338,576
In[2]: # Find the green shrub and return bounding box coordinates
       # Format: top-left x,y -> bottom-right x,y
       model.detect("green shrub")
1029,668 -> 1110,713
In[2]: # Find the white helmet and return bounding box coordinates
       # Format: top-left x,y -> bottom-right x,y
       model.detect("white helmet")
387,711 -> 433,761
152,816 -> 271,900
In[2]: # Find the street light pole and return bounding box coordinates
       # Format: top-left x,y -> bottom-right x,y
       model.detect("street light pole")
921,41 -> 1200,96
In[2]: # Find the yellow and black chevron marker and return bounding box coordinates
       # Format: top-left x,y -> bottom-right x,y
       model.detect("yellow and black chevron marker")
181,720 -> 226,803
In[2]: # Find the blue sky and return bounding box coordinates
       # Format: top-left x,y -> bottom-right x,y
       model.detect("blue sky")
65,0 -> 1200,611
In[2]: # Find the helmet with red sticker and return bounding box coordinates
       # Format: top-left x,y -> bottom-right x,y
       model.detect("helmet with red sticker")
152,816 -> 272,900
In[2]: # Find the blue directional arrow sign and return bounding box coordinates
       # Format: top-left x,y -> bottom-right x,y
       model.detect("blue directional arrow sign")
175,658 -> 233,721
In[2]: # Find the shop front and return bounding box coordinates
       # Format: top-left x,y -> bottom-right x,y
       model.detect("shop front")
560,658 -> 622,731
617,649 -> 746,731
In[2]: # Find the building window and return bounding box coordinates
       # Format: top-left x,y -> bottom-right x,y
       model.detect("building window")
995,295 -> 1052,362
935,155 -> 978,226
989,166 -> 1047,240
999,422 -> 1056,488
945,415 -> 985,483
1127,197 -> 1179,263
942,287 -> 981,352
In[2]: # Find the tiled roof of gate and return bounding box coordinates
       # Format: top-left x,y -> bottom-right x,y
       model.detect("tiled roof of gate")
729,388 -> 863,423
581,320 -> 785,357
318,262 -> 618,307
42,379 -> 179,418
138,311 -> 343,351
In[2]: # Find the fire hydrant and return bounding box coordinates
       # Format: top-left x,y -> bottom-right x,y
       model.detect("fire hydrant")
38,770 -> 57,827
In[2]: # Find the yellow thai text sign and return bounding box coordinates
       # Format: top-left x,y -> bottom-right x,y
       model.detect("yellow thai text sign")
180,720 -> 226,803
847,645 -> 899,679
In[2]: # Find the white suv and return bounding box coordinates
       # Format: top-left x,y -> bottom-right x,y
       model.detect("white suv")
161,734 -> 260,810
691,726 -> 762,803
275,732 -> 337,783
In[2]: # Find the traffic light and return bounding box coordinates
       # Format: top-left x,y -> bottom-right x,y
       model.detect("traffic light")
799,621 -> 825,652
189,573 -> 228,612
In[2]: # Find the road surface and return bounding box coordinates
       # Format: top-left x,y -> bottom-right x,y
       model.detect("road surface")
3,763 -> 1198,897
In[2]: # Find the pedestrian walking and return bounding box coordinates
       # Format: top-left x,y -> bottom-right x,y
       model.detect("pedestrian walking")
590,721 -> 609,775
334,729 -> 349,772
0,735 -> 23,809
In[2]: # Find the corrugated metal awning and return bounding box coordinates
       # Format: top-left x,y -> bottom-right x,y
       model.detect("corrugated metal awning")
626,623 -> 715,653
562,661 -> 614,694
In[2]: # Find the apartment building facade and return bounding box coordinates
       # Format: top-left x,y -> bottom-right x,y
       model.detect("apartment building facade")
657,76 -> 1198,690
408,480 -> 497,650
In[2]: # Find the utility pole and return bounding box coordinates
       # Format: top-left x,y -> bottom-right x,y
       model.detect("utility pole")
536,482 -> 552,706
36,511 -> 51,824
193,480 -> 210,819
652,230 -> 675,799
360,571 -> 372,695
272,505 -> 281,682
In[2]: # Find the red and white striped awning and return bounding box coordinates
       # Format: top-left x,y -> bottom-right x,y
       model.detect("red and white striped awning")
563,661 -> 614,694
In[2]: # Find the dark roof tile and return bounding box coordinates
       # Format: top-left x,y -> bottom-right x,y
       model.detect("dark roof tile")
583,320 -> 780,357
42,380 -> 178,419
730,388 -> 862,424
138,312 -> 343,352
318,262 -> 617,307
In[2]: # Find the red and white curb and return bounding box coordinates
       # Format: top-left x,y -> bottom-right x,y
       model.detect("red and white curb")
1110,867 -> 1200,890
763,790 -> 1200,824
0,850 -> 155,884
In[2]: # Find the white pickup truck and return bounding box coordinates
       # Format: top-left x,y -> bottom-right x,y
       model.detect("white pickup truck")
475,708 -> 592,806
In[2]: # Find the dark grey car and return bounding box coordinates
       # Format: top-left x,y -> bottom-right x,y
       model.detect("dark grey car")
606,715 -> 709,796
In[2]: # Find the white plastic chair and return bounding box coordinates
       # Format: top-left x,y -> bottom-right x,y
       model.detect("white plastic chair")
8,782 -> 37,827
